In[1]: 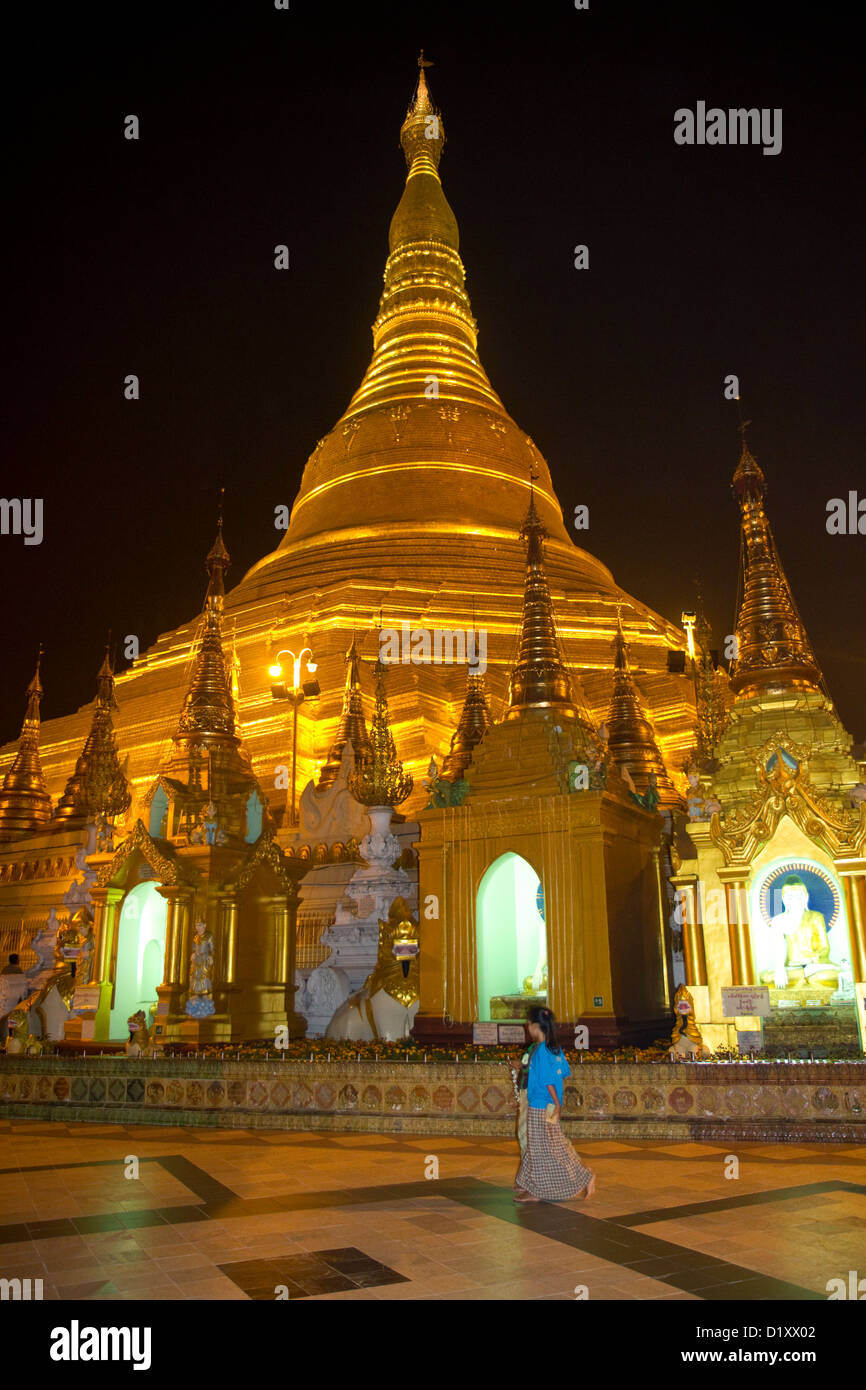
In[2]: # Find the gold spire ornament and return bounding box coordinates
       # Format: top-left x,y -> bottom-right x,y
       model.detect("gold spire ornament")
606,614 -> 678,803
730,428 -> 823,697
318,635 -> 372,789
177,515 -> 237,746
348,661 -> 413,808
0,649 -> 53,841
54,648 -> 131,822
143,508 -> 262,848
507,491 -> 575,715
692,601 -> 730,769
441,660 -> 492,781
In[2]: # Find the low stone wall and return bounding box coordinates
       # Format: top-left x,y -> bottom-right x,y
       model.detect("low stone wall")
1,1058 -> 864,1141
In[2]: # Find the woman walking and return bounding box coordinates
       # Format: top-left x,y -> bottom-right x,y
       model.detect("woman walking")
511,1006 -> 595,1204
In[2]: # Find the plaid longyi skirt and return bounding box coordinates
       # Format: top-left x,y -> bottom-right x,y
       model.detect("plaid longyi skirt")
515,1106 -> 594,1201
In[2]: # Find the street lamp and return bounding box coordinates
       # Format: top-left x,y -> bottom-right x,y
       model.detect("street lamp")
681,611 -> 697,662
269,647 -> 320,826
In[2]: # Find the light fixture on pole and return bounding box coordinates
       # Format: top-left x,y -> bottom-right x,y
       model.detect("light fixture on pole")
268,647 -> 320,826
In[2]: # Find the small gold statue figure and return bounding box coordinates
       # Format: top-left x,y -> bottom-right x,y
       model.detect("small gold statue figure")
126,1009 -> 150,1057
4,1009 -> 30,1055
670,984 -> 712,1058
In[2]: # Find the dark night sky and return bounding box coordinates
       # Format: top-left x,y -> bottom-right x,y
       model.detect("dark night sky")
3,0 -> 864,744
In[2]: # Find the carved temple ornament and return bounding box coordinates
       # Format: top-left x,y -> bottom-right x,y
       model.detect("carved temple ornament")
710,733 -> 866,868
94,818 -> 199,889
224,831 -> 306,896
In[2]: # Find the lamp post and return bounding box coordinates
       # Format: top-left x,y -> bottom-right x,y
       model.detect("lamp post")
269,647 -> 320,826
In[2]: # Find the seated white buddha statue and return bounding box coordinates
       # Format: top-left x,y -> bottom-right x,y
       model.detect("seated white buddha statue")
762,875 -> 840,990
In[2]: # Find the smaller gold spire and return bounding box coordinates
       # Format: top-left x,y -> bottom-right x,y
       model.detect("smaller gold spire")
318,635 -> 373,789
606,613 -> 677,803
205,491 -> 230,606
177,510 -> 236,746
0,648 -> 53,841
441,660 -> 492,781
691,595 -> 730,769
506,488 -> 575,715
348,661 -> 413,807
54,646 -> 131,823
730,427 -> 823,697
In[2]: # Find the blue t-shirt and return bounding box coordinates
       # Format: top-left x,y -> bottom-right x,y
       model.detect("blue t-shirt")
527,1044 -> 571,1108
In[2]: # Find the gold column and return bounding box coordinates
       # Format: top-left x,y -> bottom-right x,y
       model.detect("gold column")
157,886 -> 193,986
286,885 -> 304,1029
720,873 -> 755,986
256,894 -> 290,982
218,895 -> 238,985
852,877 -> 866,983
670,874 -> 708,986
652,847 -> 672,1007
274,897 -> 289,983
91,885 -> 124,982
837,864 -> 866,983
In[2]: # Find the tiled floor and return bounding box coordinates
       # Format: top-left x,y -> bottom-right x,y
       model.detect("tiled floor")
0,1119 -> 863,1300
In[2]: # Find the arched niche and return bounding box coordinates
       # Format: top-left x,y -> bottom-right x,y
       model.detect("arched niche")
149,786 -> 169,839
476,851 -> 546,1022
110,880 -> 168,1037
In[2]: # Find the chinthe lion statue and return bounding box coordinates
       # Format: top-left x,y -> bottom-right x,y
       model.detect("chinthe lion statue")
327,897 -> 420,1041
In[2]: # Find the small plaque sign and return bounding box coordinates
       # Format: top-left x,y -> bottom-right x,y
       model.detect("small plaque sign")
736,1029 -> 764,1053
721,985 -> 771,1018
71,986 -> 101,1012
497,1024 -> 526,1044
472,1022 -> 499,1044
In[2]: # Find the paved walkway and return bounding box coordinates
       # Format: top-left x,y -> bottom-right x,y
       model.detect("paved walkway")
0,1120 -> 863,1300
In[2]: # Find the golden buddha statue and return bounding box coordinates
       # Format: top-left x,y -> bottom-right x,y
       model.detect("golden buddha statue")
522,962 -> 548,995
761,875 -> 839,991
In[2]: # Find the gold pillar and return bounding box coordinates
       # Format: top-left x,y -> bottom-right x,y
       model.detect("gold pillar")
651,846 -> 672,1008
257,894 -> 291,982
157,886 -> 193,986
670,874 -> 708,986
217,895 -> 238,985
274,897 -> 290,983
720,874 -> 755,986
91,885 -> 124,982
838,865 -> 866,983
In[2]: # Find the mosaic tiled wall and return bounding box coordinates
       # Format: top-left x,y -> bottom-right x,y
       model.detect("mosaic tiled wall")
1,1060 -> 864,1141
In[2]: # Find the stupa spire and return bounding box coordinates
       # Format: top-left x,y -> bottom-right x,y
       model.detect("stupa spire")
176,509 -> 238,749
730,425 -> 822,697
0,648 -> 53,841
606,614 -> 678,803
441,658 -> 492,780
54,646 -> 131,822
506,486 -> 575,715
273,59 -> 576,556
318,634 -> 372,789
339,50 -> 498,418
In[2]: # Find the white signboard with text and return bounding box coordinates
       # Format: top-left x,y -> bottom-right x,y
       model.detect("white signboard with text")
721,985 -> 771,1018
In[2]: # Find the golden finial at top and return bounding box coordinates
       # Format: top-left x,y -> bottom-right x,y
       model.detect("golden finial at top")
205,494 -> 231,604
400,49 -> 443,170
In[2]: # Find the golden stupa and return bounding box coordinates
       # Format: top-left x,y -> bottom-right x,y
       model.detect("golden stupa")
1,58 -> 694,829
